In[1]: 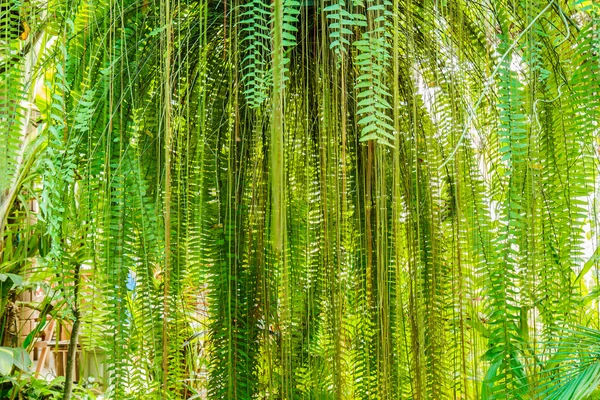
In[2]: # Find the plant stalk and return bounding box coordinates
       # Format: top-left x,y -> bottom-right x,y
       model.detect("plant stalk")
63,264 -> 81,400
63,312 -> 80,400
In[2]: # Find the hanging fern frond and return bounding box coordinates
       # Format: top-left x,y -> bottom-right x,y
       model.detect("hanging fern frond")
324,0 -> 355,60
353,0 -> 394,147
483,30 -> 530,399
239,0 -> 272,108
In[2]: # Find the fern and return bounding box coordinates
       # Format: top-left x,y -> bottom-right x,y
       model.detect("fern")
324,0 -> 355,59
4,0 -> 600,399
483,32 -> 529,399
239,0 -> 272,108
353,0 -> 394,147
280,0 -> 299,78
0,0 -> 27,195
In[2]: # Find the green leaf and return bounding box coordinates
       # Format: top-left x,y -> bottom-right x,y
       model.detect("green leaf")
0,348 -> 13,376
11,348 -> 31,372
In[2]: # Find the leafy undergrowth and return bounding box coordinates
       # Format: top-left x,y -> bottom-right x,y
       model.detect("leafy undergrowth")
0,375 -> 102,400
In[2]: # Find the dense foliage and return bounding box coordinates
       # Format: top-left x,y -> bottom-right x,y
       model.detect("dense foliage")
2,0 -> 600,398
